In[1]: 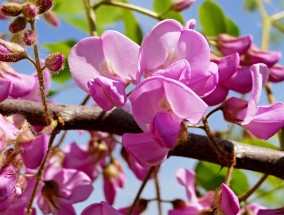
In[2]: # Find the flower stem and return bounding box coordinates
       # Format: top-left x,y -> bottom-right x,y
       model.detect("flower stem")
127,166 -> 155,215
154,167 -> 162,215
83,0 -> 98,36
29,21 -> 51,125
238,173 -> 269,202
26,130 -> 57,215
93,0 -> 163,20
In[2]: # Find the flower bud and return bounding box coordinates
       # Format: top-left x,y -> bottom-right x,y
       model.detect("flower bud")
171,0 -> 195,12
9,16 -> 27,33
245,47 -> 281,67
172,199 -> 187,209
0,39 -> 27,62
22,3 -> 37,20
23,30 -> 37,46
43,10 -> 60,27
45,53 -> 65,73
217,34 -> 252,56
36,0 -> 53,14
0,2 -> 23,17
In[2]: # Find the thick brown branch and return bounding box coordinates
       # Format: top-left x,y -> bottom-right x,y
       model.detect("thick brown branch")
1,99 -> 284,179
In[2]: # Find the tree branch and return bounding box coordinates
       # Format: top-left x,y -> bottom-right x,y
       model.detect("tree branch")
1,99 -> 284,179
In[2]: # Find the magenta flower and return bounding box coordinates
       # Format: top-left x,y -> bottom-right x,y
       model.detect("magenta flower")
129,76 -> 207,131
88,76 -> 127,111
168,168 -> 214,214
63,142 -> 99,181
222,64 -> 284,139
20,134 -> 48,169
81,201 -> 122,215
220,183 -> 240,215
217,34 -> 252,56
103,160 -> 125,205
138,19 -> 216,97
269,64 -> 284,82
258,207 -> 284,215
68,30 -> 139,100
203,53 -> 240,106
38,168 -> 93,215
238,203 -> 266,215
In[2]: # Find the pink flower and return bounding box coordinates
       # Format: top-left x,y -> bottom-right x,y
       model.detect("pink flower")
38,169 -> 93,215
103,160 -> 125,205
217,34 -> 252,56
81,201 -> 122,215
171,0 -> 195,12
88,76 -> 127,111
220,184 -> 240,215
222,64 -> 284,139
269,64 -> 284,82
68,30 -> 139,92
138,19 -> 216,97
168,168 -> 214,214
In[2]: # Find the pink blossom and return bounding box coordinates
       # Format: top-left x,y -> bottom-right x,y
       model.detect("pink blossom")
129,76 -> 207,131
103,160 -> 125,205
258,207 -> 284,215
81,201 -> 122,215
203,53 -> 240,105
168,168 -> 214,214
220,183 -> 240,215
68,30 -> 139,92
222,64 -> 284,139
138,19 -> 216,97
237,203 -> 266,215
38,168 -> 93,215
88,76 -> 127,111
269,64 -> 284,82
217,34 -> 252,56
171,0 -> 195,12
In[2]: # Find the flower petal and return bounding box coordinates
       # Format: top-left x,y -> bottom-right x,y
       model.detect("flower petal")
220,184 -> 240,215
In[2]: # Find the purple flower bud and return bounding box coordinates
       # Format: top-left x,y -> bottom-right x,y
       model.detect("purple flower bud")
217,34 -> 252,56
36,0 -> 53,14
45,53 -> 65,72
245,46 -> 281,67
171,0 -> 195,12
22,3 -> 37,20
43,10 -> 60,27
0,2 -> 23,17
9,16 -> 27,33
23,30 -> 37,46
0,39 -> 27,62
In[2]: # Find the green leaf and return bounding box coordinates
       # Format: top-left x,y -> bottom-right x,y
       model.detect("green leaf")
153,0 -> 172,13
153,0 -> 184,24
122,11 -> 143,44
199,0 -> 226,36
44,40 -> 77,84
242,138 -> 278,150
53,0 -> 84,14
61,15 -> 89,32
225,18 -> 240,36
195,161 -> 249,195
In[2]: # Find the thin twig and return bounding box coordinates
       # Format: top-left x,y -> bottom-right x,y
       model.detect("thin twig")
154,167 -> 162,215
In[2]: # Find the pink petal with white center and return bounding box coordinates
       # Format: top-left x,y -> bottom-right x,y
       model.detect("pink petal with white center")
130,77 -> 207,130
152,59 -> 191,84
21,134 -> 48,169
102,30 -> 139,83
220,184 -> 240,215
88,76 -> 127,111
243,103 -> 284,139
0,78 -> 12,102
138,19 -> 183,76
68,36 -> 105,92
176,168 -> 200,208
178,29 -> 210,83
81,202 -> 122,215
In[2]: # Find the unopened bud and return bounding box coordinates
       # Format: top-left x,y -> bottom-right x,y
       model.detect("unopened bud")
0,2 -> 23,17
22,3 -> 37,20
0,39 -> 27,62
172,199 -> 187,209
36,0 -> 53,14
103,162 -> 120,179
23,30 -> 37,46
43,10 -> 60,27
171,0 -> 195,12
45,53 -> 65,73
9,16 -> 27,33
